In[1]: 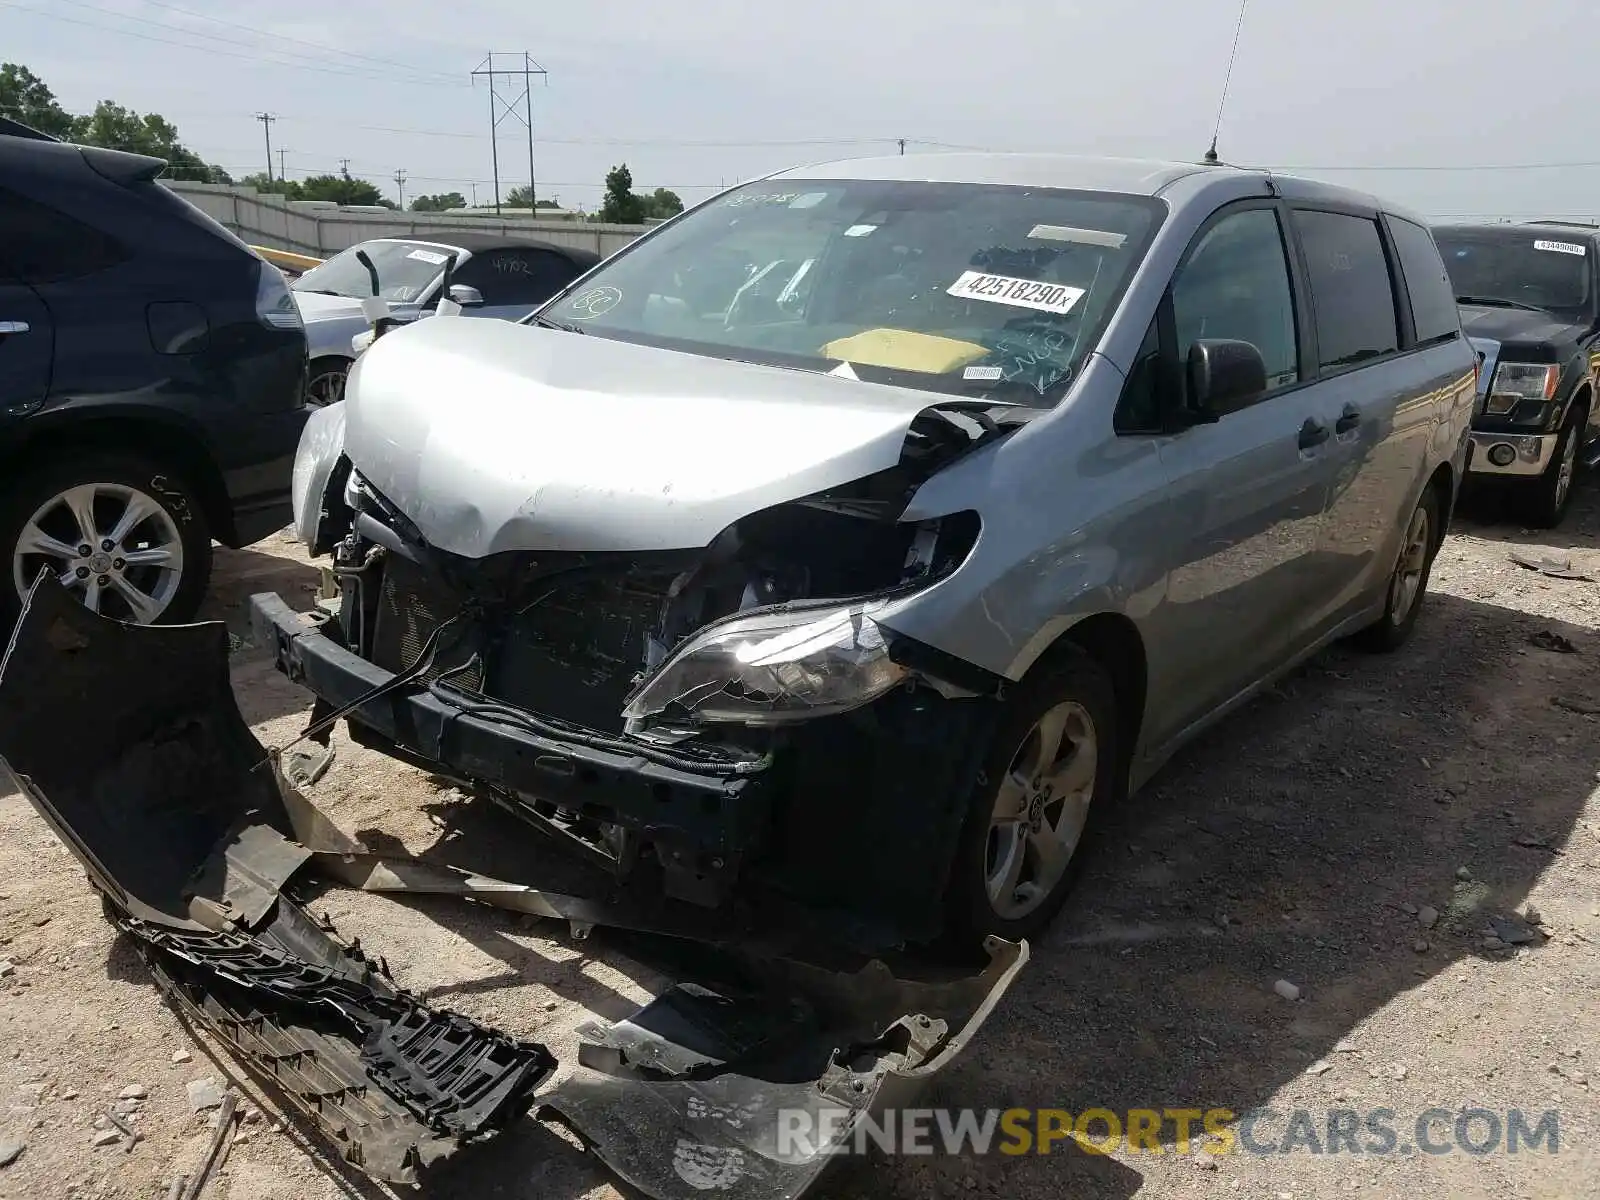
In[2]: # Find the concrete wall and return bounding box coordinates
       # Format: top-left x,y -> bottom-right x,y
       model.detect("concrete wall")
162,181 -> 650,259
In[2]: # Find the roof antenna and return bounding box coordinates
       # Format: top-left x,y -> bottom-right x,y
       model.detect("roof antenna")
1205,0 -> 1250,165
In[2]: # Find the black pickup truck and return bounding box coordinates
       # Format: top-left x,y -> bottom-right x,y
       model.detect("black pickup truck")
1433,221 -> 1600,527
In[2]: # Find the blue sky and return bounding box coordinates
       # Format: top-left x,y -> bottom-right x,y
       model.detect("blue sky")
5,0 -> 1599,217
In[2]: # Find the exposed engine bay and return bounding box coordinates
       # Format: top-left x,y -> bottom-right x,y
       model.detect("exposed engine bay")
0,575 -> 1026,1196
276,393 -> 1027,948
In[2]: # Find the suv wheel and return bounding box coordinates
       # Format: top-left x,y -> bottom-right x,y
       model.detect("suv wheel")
306,358 -> 350,408
1,453 -> 212,627
1353,485 -> 1441,653
947,648 -> 1118,943
1513,407 -> 1582,529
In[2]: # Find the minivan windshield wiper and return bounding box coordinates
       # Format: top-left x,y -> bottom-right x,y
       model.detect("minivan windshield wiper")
1454,294 -> 1548,313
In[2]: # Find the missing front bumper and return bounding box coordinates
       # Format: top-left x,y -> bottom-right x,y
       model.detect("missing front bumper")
0,574 -> 1027,1198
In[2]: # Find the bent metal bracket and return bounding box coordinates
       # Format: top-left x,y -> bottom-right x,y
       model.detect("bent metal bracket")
0,574 -> 1027,1196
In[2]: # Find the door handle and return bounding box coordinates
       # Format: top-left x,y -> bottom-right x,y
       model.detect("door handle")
0,321 -> 29,335
1298,418 -> 1330,450
1335,404 -> 1362,434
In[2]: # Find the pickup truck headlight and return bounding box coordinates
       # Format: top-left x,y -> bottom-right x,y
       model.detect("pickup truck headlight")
622,601 -> 907,726
1485,362 -> 1559,419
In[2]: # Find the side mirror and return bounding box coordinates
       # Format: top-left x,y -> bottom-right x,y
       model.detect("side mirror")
1185,338 -> 1268,421
447,284 -> 484,308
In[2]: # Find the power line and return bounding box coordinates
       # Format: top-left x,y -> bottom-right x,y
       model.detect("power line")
0,1 -> 466,89
132,0 -> 466,85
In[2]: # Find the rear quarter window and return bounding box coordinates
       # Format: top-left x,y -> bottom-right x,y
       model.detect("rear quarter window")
1387,217 -> 1462,346
1292,209 -> 1400,370
0,186 -> 129,283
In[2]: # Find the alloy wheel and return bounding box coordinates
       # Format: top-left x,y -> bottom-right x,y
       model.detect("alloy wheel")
985,700 -> 1098,920
1555,426 -> 1578,512
306,368 -> 347,408
1389,503 -> 1431,626
10,483 -> 185,623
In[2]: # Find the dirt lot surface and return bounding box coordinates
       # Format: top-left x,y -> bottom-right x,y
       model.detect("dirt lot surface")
3,487 -> 1600,1200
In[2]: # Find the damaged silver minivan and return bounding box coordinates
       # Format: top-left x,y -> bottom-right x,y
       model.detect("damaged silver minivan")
254,154 -> 1477,950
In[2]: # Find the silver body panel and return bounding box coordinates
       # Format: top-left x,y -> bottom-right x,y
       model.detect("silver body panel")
294,153 -> 1477,783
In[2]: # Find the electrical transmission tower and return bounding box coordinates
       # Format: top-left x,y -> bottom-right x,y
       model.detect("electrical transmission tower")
254,113 -> 276,182
471,52 -> 547,215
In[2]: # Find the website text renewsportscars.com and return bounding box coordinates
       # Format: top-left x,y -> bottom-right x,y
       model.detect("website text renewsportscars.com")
774,1106 -> 1562,1158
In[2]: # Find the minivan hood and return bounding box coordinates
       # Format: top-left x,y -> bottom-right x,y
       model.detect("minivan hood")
341,316 -> 951,558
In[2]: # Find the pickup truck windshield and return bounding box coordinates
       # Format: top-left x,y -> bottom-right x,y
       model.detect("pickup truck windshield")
293,240 -> 458,303
531,179 -> 1163,401
1434,230 -> 1592,315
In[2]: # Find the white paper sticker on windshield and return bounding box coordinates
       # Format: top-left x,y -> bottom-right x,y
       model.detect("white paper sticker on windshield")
406,248 -> 450,265
844,224 -> 877,237
1028,224 -> 1127,249
947,270 -> 1085,315
963,365 -> 1003,381
1534,239 -> 1586,256
789,192 -> 828,209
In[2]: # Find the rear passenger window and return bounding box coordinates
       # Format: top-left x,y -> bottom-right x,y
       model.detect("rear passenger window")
1387,217 -> 1462,346
1293,210 -> 1399,370
0,187 -> 128,284
1170,207 -> 1300,397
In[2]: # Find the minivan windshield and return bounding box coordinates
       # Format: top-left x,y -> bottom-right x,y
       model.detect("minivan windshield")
293,240 -> 460,303
528,179 -> 1164,401
1432,228 -> 1593,316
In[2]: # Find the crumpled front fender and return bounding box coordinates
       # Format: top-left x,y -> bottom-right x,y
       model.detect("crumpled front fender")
291,399 -> 348,552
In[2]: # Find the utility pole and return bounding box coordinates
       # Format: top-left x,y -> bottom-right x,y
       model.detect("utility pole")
472,51 -> 547,214
470,181 -> 478,207
254,113 -> 276,182
392,168 -> 407,210
276,147 -> 290,180
338,157 -> 351,177
898,138 -> 906,156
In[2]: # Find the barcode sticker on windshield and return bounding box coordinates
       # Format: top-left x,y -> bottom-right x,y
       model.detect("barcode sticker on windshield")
947,271 -> 1084,315
1534,239 -> 1586,256
406,248 -> 450,265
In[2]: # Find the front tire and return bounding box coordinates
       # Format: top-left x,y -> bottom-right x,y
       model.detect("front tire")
1,452 -> 212,627
1352,484 -> 1441,654
305,358 -> 350,408
946,649 -> 1119,943
1513,406 -> 1582,529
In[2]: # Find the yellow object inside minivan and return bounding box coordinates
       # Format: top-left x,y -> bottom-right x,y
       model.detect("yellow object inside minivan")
819,328 -> 989,375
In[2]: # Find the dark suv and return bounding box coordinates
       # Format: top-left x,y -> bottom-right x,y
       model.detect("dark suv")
1434,220 -> 1600,527
0,120 -> 308,625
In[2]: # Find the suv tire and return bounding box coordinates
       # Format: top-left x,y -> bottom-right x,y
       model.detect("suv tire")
1513,405 -> 1583,530
1353,484 -> 1442,654
0,451 -> 212,628
946,647 -> 1119,944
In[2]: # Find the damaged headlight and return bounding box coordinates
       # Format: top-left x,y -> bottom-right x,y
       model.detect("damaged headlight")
622,601 -> 908,726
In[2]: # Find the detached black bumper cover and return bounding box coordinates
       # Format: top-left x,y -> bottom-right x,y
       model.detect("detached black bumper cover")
0,576 -> 552,1183
0,576 -> 1027,1199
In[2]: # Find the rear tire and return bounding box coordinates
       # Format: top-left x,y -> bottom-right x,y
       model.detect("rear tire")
1512,406 -> 1582,530
1352,484 -> 1441,654
0,452 -> 212,628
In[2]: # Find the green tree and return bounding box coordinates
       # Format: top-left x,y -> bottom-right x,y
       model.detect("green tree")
411,191 -> 465,212
298,173 -> 389,207
73,99 -> 230,182
642,187 -> 684,219
0,63 -> 77,138
239,172 -> 303,199
598,164 -> 646,224
501,186 -> 560,210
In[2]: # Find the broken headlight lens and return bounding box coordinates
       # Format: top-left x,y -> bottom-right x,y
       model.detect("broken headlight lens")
622,602 -> 908,726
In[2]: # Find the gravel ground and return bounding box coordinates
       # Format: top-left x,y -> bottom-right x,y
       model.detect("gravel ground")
2,484 -> 1598,1200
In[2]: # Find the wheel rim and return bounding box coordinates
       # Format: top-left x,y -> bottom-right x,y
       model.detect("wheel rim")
306,368 -> 347,408
1389,503 -> 1431,625
1555,426 -> 1578,511
985,700 -> 1097,920
10,483 -> 185,623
